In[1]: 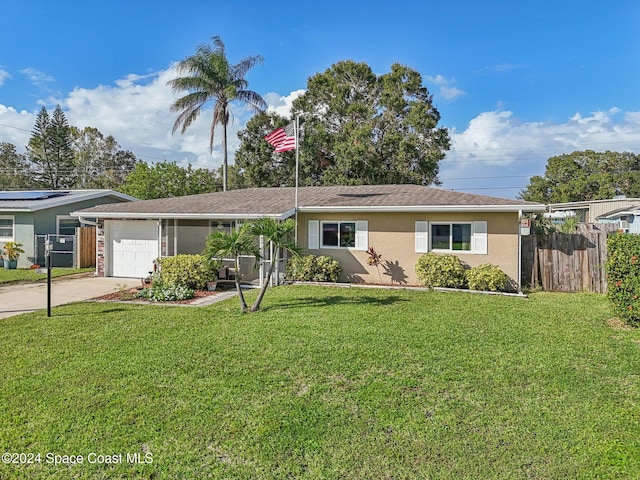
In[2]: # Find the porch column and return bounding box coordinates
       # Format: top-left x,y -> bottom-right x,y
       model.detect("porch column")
259,234 -> 264,289
173,219 -> 178,256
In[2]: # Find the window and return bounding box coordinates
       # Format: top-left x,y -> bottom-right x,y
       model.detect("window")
308,220 -> 368,250
0,216 -> 14,241
431,223 -> 472,251
416,221 -> 487,255
57,216 -> 81,235
322,221 -> 356,248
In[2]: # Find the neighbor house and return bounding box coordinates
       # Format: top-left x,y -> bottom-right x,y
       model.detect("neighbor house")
0,189 -> 136,268
595,205 -> 640,233
548,197 -> 640,231
72,185 -> 545,287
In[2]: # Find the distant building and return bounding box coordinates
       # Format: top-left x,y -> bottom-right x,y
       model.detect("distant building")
547,197 -> 640,232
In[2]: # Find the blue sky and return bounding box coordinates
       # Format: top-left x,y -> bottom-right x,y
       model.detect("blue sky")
1,0 -> 639,197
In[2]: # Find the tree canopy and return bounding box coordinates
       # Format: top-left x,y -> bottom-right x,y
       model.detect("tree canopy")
121,161 -> 220,199
0,142 -> 32,190
235,60 -> 450,187
27,105 -> 76,189
71,126 -> 138,189
519,150 -> 640,203
234,112 -> 298,188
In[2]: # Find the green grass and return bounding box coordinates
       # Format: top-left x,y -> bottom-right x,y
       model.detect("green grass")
0,286 -> 639,479
0,267 -> 93,285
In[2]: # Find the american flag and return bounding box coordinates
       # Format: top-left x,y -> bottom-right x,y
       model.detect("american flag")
264,122 -> 296,152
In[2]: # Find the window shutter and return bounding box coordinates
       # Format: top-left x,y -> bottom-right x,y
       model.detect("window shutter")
415,221 -> 429,253
472,221 -> 488,254
308,220 -> 319,249
355,221 -> 368,251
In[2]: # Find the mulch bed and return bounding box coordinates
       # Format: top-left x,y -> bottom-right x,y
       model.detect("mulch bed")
94,287 -> 224,304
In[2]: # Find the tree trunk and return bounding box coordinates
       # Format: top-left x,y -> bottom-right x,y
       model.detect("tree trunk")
234,256 -> 248,312
250,260 -> 276,312
222,120 -> 228,192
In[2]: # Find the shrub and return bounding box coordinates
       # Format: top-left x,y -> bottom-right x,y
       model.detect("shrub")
415,252 -> 466,288
606,233 -> 640,327
466,264 -> 511,292
137,277 -> 195,302
157,254 -> 220,290
286,254 -> 342,283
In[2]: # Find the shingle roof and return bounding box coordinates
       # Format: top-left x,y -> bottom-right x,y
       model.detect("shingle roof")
73,185 -> 544,219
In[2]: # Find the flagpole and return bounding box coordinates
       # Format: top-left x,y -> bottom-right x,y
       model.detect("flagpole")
294,114 -> 299,244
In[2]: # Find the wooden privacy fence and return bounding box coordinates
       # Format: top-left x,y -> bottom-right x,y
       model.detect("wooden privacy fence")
77,226 -> 96,268
521,233 -> 608,293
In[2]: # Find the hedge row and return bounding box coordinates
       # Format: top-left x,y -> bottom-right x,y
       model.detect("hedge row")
606,233 -> 640,327
415,252 -> 512,292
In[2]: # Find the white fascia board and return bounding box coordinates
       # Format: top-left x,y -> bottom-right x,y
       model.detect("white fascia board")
70,211 -> 293,220
0,207 -> 30,212
298,204 -> 546,213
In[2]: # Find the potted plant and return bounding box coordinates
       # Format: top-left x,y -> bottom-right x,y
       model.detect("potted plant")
3,242 -> 25,269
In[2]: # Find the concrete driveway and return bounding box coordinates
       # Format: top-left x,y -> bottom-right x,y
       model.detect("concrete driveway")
0,276 -> 141,319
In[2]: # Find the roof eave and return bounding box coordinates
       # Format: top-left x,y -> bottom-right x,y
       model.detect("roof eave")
71,210 -> 296,221
298,204 -> 546,213
598,210 -> 640,220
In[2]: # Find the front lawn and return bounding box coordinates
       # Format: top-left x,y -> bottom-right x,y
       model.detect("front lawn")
0,286 -> 638,479
0,267 -> 93,285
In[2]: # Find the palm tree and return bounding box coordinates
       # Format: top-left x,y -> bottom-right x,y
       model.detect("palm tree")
249,218 -> 300,312
203,225 -> 260,312
168,36 -> 267,191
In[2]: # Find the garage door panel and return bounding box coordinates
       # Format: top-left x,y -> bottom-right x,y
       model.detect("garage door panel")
107,220 -> 158,278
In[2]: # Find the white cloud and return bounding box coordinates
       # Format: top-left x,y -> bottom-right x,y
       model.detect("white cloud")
0,69 -> 10,87
20,68 -> 54,86
265,89 -> 305,118
61,65 -> 263,169
0,105 -> 34,147
440,109 -> 640,197
425,74 -> 466,101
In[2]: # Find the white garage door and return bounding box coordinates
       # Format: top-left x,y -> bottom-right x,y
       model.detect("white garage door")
108,220 -> 158,278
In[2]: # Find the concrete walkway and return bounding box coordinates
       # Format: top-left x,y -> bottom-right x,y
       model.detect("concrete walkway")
0,276 -> 141,319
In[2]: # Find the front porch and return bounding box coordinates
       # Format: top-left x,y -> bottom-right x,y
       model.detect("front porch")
160,218 -> 288,287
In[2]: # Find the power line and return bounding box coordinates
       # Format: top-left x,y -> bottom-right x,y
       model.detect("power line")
0,122 -> 31,133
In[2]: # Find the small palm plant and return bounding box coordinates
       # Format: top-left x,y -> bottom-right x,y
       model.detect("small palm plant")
203,225 -> 260,312
3,242 -> 25,261
249,218 -> 300,312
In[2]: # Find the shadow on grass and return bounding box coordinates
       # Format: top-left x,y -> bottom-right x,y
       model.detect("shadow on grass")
49,306 -> 132,317
269,294 -> 410,311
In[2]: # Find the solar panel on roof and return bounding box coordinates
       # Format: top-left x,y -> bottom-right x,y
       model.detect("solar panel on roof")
0,191 -> 70,201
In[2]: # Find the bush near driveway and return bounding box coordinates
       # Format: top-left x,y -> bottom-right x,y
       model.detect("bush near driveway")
156,254 -> 220,290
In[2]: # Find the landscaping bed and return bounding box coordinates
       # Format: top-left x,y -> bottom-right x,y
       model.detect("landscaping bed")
94,286 -> 223,304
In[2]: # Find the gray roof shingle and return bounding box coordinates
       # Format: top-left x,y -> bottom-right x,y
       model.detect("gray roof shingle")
74,185 -> 544,218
